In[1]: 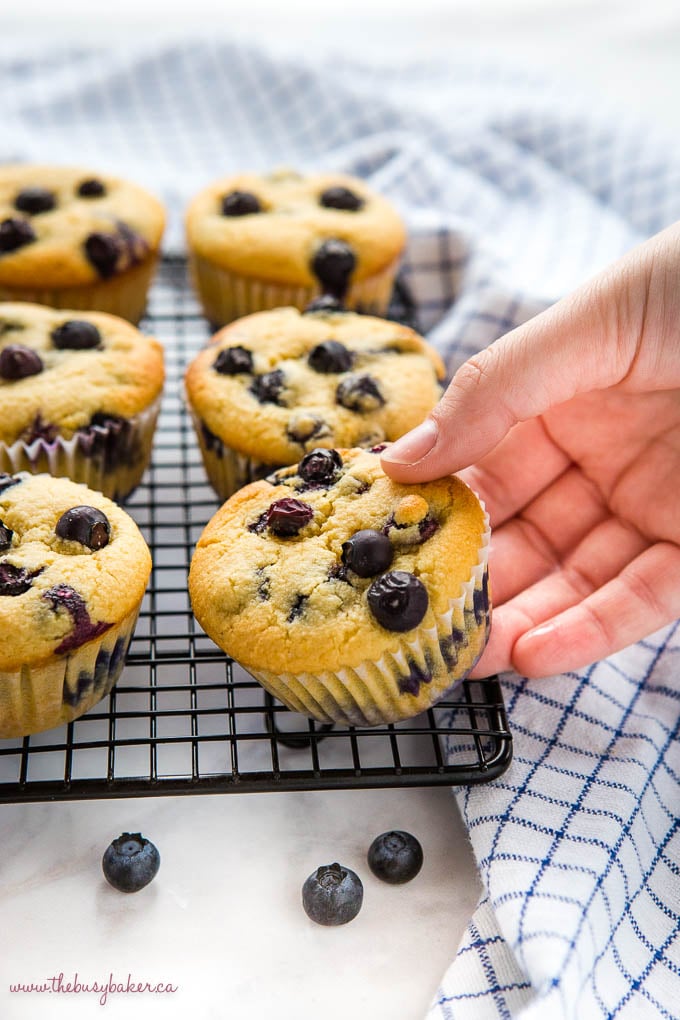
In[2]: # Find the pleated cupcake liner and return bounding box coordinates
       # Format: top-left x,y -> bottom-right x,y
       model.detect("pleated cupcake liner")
188,252 -> 401,327
0,396 -> 161,503
188,406 -> 276,502
0,256 -> 160,325
245,504 -> 492,727
0,606 -> 140,740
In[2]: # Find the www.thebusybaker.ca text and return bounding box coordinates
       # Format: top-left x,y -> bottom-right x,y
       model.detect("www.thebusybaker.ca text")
9,971 -> 178,1006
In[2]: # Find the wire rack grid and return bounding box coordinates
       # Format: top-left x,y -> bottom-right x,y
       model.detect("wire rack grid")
0,258 -> 512,803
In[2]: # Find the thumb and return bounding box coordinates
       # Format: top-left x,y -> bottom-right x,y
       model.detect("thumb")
380,249 -> 650,483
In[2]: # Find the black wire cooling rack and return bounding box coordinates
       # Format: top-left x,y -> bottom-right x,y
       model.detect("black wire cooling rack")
0,258 -> 512,803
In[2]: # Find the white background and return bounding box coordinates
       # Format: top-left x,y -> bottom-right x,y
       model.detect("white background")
3,0 -> 680,136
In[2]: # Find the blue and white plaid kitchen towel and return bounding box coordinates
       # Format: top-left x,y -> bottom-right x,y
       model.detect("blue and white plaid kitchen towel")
2,38 -> 679,1019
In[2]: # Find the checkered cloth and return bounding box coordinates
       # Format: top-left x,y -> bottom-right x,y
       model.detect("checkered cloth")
3,38 -> 680,1018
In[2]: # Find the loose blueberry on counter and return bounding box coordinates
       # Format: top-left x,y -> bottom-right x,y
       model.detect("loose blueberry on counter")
319,185 -> 365,212
0,217 -> 36,254
303,294 -> 346,314
298,447 -> 342,485
56,506 -> 111,551
0,345 -> 43,381
249,368 -> 286,405
310,238 -> 356,300
308,339 -> 353,374
336,373 -> 384,412
51,320 -> 102,350
14,187 -> 56,215
214,345 -> 254,375
341,529 -> 393,578
84,232 -> 121,277
102,832 -> 160,893
302,863 -> 364,926
266,498 -> 314,537
367,570 -> 429,632
0,563 -> 41,596
221,190 -> 261,216
77,178 -> 106,198
367,830 -> 424,884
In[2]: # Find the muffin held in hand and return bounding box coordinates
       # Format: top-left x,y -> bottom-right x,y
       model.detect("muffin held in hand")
184,305 -> 444,501
0,302 -> 164,501
0,165 -> 165,323
185,168 -> 406,325
189,446 -> 491,727
0,472 -> 151,739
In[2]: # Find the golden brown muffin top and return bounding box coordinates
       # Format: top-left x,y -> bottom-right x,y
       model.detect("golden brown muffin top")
185,169 -> 406,287
0,472 -> 151,670
0,302 -> 164,444
189,446 -> 488,676
185,306 -> 444,466
0,165 -> 165,289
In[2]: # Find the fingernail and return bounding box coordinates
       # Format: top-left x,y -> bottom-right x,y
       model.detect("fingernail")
381,419 -> 439,465
527,621 -> 556,640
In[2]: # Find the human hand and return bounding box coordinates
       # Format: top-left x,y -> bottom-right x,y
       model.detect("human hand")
381,222 -> 680,678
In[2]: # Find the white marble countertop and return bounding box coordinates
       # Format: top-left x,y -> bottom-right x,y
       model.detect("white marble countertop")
0,785 -> 481,1019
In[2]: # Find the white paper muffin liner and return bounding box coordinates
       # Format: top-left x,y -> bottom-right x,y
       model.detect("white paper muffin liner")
0,256 -> 160,325
0,396 -> 161,502
0,606 -> 140,740
188,252 -> 401,327
245,505 -> 492,727
188,406 -> 277,502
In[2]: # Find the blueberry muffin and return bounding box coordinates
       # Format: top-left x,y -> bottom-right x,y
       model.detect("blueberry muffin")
189,446 -> 490,727
0,302 -> 164,501
185,168 -> 406,325
184,305 -> 444,501
0,165 -> 165,323
0,472 -> 151,738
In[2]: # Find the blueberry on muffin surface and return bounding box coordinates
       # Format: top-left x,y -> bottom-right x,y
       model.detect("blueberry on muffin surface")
0,472 -> 151,738
185,169 -> 406,324
0,301 -> 164,500
189,446 -> 491,726
0,165 -> 165,322
185,306 -> 445,501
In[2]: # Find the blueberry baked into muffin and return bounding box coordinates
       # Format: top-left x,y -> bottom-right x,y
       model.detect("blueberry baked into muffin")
184,305 -> 445,501
0,472 -> 151,739
0,165 -> 165,323
185,168 -> 406,325
189,446 -> 491,726
0,302 -> 164,501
